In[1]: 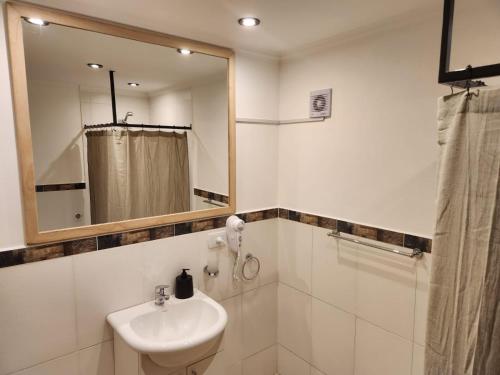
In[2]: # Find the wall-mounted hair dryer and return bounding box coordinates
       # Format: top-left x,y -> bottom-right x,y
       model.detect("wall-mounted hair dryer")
226,215 -> 245,281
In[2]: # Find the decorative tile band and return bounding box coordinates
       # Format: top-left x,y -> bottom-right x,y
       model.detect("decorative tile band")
193,188 -> 229,204
279,208 -> 432,253
35,182 -> 86,192
0,209 -> 278,268
0,207 -> 430,269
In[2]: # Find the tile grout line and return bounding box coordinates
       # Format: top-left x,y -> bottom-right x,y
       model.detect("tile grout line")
70,256 -> 81,357
409,260 -> 420,374
3,339 -> 114,375
278,279 -> 415,344
242,343 -> 278,364
308,223 -> 314,373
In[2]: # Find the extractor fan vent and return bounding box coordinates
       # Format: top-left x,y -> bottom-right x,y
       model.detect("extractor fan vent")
309,89 -> 332,118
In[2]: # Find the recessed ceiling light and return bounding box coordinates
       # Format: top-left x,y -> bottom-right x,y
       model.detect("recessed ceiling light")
128,82 -> 140,87
177,48 -> 193,55
24,17 -> 49,26
87,63 -> 103,69
238,17 -> 260,27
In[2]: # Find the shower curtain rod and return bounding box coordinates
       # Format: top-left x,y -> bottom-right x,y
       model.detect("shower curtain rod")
83,123 -> 192,130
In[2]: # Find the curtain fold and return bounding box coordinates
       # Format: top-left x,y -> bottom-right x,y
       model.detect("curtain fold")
86,130 -> 190,224
425,89 -> 500,375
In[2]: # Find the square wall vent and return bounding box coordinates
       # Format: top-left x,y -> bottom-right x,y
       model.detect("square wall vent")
310,89 -> 332,118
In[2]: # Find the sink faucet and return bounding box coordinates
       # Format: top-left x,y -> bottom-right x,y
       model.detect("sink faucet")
155,285 -> 170,305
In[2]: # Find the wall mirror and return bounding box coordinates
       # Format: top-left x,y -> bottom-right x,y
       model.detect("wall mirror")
6,2 -> 235,244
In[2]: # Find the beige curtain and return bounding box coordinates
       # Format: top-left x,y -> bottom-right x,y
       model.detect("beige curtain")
425,89 -> 500,375
86,130 -> 190,224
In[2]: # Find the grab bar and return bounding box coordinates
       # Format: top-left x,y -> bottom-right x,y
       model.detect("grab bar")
327,230 -> 423,258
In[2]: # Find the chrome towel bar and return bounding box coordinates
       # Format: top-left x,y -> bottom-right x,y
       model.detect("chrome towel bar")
202,199 -> 226,208
327,230 -> 424,259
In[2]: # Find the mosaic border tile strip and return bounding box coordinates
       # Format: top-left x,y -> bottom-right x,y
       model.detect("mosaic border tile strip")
193,188 -> 229,204
0,207 -> 430,269
0,209 -> 277,268
279,209 -> 432,253
35,182 -> 86,192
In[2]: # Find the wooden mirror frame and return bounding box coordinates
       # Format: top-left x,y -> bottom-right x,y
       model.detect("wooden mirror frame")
5,1 -> 236,245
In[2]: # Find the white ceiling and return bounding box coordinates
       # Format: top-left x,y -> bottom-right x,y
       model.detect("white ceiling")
26,0 -> 440,56
23,22 -> 227,94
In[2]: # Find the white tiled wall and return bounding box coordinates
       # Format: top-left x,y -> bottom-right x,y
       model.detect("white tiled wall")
277,220 -> 431,375
0,217 -> 431,375
0,219 -> 278,375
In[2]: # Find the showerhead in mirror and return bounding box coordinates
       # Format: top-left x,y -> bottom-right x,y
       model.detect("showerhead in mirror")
120,111 -> 134,124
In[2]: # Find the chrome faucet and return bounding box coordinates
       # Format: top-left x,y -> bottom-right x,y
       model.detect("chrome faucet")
155,285 -> 170,305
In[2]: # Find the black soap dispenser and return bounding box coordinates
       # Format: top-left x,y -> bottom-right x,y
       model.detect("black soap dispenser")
175,268 -> 194,299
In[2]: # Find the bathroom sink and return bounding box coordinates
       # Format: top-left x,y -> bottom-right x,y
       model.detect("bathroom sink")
107,289 -> 228,368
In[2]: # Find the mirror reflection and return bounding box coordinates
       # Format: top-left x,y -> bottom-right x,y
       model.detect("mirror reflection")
23,21 -> 229,231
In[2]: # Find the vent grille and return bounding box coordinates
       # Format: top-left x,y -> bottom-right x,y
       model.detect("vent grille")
310,89 -> 332,118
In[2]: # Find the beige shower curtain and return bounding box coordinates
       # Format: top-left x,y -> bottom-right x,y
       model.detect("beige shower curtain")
425,89 -> 500,375
86,130 -> 190,224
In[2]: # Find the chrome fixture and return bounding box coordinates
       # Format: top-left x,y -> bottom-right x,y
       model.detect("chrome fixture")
327,230 -> 423,258
154,285 -> 170,305
202,199 -> 225,207
203,265 -> 219,278
120,111 -> 134,124
242,253 -> 261,281
236,117 -> 326,125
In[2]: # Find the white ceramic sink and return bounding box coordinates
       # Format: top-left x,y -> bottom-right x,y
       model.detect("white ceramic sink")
107,289 -> 228,368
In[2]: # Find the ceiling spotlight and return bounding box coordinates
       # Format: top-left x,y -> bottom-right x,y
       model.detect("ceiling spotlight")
87,63 -> 103,69
128,82 -> 140,87
238,17 -> 260,27
177,48 -> 193,55
24,17 -> 49,26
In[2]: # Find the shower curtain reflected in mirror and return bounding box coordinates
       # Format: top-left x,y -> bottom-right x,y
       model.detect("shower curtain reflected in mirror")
86,130 -> 190,224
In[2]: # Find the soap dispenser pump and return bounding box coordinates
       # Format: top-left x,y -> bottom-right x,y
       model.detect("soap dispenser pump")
175,268 -> 194,299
